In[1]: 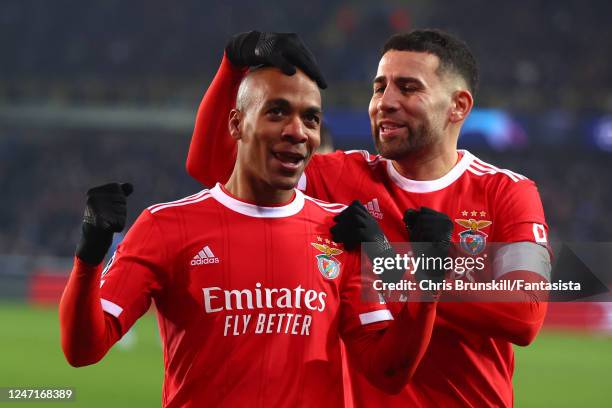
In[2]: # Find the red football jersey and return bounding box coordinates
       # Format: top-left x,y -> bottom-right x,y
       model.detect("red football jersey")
185,57 -> 550,407
99,184 -> 393,407
298,149 -> 549,407
188,150 -> 549,407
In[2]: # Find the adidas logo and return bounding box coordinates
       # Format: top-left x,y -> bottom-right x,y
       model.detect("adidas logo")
365,198 -> 384,220
191,245 -> 220,266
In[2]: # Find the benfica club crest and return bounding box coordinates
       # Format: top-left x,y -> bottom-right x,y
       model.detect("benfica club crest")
311,241 -> 343,279
455,218 -> 492,255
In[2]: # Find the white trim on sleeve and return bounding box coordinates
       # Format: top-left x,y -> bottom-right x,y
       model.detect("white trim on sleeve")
101,298 -> 124,318
359,309 -> 394,325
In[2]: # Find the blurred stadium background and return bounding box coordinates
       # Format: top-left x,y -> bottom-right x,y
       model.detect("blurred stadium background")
1,0 -> 611,406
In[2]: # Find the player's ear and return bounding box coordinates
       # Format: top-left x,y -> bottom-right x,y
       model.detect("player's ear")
229,109 -> 243,140
450,89 -> 473,123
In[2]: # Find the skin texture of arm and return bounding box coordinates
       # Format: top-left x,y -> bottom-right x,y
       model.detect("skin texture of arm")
186,53 -> 247,186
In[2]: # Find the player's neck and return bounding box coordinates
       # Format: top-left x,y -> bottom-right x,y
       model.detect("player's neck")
224,175 -> 296,207
391,144 -> 459,181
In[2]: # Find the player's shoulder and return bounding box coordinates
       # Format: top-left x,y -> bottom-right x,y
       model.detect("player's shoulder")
302,194 -> 348,227
463,151 -> 542,209
302,194 -> 347,216
146,188 -> 215,217
340,150 -> 385,172
465,151 -> 534,187
312,149 -> 383,169
342,149 -> 382,164
301,195 -> 351,249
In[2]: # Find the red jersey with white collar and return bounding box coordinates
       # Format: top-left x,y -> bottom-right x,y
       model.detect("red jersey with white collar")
184,56 -> 550,407
300,149 -> 549,407
99,184 -> 392,407
301,149 -> 547,246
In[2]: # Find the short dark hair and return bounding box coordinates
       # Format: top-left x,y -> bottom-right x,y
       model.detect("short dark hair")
382,29 -> 479,95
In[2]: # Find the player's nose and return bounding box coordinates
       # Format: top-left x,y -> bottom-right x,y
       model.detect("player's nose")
377,86 -> 400,112
282,115 -> 308,143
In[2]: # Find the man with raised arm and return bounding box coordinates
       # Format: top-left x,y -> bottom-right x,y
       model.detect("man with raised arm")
185,30 -> 552,407
60,63 -> 437,407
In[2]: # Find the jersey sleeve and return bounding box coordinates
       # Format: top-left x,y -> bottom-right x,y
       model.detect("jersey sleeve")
59,258 -> 123,366
338,251 -> 438,393
493,178 -> 549,247
437,177 -> 551,346
302,150 -> 377,200
338,251 -> 392,336
186,53 -> 248,187
100,209 -> 165,335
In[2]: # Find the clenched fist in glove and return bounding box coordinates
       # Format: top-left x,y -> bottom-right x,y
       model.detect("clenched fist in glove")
75,183 -> 133,265
331,200 -> 406,283
225,31 -> 327,89
403,207 -> 453,283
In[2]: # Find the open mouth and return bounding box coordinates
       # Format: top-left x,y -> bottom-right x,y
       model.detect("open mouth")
273,151 -> 306,170
379,121 -> 406,138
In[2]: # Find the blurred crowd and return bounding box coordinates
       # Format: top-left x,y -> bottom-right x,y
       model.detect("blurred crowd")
0,128 -> 610,257
1,0 -> 610,256
1,0 -> 611,110
0,128 -> 200,256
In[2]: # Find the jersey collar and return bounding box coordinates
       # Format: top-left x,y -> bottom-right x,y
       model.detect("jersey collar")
386,150 -> 474,193
210,183 -> 305,218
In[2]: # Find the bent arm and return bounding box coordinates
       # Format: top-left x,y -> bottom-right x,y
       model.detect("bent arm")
186,53 -> 247,186
344,300 -> 437,394
439,242 -> 551,346
59,257 -> 121,367
438,270 -> 548,346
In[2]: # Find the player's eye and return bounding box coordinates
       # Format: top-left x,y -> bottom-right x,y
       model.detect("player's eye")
267,107 -> 286,119
400,86 -> 418,94
303,113 -> 321,128
373,85 -> 385,94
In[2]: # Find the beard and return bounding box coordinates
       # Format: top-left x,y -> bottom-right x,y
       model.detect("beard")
373,123 -> 437,160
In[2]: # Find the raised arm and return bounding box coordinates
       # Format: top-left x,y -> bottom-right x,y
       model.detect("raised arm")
60,183 -> 162,366
60,259 -> 122,366
60,183 -> 132,366
186,54 -> 245,186
186,31 -> 327,186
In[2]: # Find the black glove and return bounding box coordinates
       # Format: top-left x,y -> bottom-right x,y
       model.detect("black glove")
331,201 -> 405,283
403,207 -> 453,283
225,31 -> 327,89
75,183 -> 133,265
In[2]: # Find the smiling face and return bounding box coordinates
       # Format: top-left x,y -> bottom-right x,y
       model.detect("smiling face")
229,67 -> 322,199
369,50 -> 460,160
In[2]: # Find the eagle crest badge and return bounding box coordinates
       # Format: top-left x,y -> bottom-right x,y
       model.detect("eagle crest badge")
455,218 -> 492,255
311,241 -> 343,279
